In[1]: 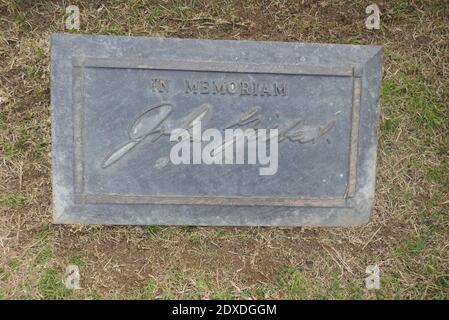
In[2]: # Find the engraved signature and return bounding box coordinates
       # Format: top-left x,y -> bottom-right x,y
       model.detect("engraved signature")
101,103 -> 337,168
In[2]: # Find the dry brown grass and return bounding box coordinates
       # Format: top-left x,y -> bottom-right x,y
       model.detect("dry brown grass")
0,0 -> 448,299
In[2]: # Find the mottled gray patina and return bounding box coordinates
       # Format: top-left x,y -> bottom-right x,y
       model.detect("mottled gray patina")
50,33 -> 383,226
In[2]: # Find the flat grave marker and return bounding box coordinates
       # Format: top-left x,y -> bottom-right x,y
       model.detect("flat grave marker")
51,34 -> 383,226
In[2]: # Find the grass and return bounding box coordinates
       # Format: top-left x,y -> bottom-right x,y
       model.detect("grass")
0,0 -> 448,300
37,268 -> 72,299
1,194 -> 25,209
277,267 -> 307,299
143,225 -> 165,237
68,253 -> 86,267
